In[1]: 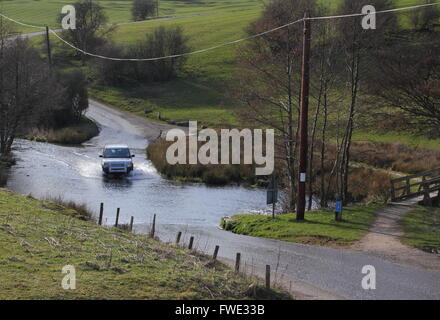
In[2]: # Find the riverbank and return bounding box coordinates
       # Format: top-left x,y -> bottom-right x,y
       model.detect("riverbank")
147,138 -> 262,186
221,204 -> 384,247
26,117 -> 99,145
0,155 -> 15,187
0,188 -> 290,299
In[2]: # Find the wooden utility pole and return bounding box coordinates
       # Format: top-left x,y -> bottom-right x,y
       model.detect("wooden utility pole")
296,12 -> 311,221
157,0 -> 159,17
45,26 -> 52,68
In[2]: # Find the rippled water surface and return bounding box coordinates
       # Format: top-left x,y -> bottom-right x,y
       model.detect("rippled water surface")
7,104 -> 274,227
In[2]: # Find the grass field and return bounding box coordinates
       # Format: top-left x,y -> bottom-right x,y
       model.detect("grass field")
401,206 -> 440,251
89,9 -> 261,126
0,188 -> 291,299
0,0 -> 264,32
6,0 -> 439,141
352,132 -> 440,151
221,204 -> 384,247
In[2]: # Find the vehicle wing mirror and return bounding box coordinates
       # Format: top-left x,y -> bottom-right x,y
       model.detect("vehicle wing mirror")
99,155 -> 103,158
132,155 -> 135,158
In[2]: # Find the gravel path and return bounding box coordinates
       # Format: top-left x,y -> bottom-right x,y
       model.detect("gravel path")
351,205 -> 440,273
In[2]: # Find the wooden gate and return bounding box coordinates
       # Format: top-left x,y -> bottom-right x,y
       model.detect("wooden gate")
390,168 -> 440,204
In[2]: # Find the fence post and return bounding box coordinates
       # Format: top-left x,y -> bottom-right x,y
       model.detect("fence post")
424,186 -> 432,207
213,245 -> 220,260
265,265 -> 271,289
175,231 -> 182,245
188,236 -> 194,250
98,202 -> 104,225
115,208 -> 120,227
235,253 -> 241,273
390,181 -> 395,201
150,214 -> 156,238
129,216 -> 134,232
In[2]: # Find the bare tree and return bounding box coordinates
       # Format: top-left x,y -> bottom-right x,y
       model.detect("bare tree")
371,5 -> 440,136
334,0 -> 397,203
0,38 -> 60,155
307,12 -> 340,210
232,0 -> 315,211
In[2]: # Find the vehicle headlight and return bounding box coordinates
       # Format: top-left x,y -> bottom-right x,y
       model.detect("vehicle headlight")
103,162 -> 109,168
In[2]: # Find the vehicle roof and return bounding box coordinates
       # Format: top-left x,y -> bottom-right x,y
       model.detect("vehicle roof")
104,145 -> 130,149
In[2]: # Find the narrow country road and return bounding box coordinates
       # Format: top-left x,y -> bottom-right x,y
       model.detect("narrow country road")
8,100 -> 439,300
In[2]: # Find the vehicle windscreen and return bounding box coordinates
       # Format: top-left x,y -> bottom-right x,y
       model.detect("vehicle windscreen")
103,148 -> 130,158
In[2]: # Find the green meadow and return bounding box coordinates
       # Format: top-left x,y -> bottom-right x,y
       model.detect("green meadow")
3,0 -> 438,141
0,188 -> 291,299
0,0 -> 263,32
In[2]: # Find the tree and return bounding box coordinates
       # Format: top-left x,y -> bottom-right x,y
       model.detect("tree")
58,0 -> 114,62
127,26 -> 190,82
132,0 -> 157,21
332,0 -> 397,203
93,26 -> 189,85
61,70 -> 89,123
0,39 -> 61,155
232,0 -> 315,212
370,5 -> 440,136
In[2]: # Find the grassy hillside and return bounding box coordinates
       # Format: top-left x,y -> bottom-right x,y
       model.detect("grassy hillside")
8,0 -> 440,145
84,0 -> 439,133
89,10 -> 261,126
0,0 -> 263,33
0,188 -> 289,299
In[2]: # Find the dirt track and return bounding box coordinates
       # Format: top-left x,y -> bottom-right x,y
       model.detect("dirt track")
351,205 -> 440,272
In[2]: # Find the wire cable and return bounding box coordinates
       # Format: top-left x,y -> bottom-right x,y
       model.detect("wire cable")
0,12 -> 46,29
1,2 -> 440,61
310,2 -> 440,20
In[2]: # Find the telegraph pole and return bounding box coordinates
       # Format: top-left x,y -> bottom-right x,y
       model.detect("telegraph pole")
45,26 -> 52,68
296,12 -> 311,221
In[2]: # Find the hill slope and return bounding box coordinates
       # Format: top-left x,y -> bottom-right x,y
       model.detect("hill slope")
0,188 -> 288,299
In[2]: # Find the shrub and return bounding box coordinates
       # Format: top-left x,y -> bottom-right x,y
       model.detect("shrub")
45,196 -> 94,221
93,26 -> 190,86
126,26 -> 190,82
146,138 -> 258,186
350,141 -> 440,174
0,168 -> 7,187
131,0 -> 156,21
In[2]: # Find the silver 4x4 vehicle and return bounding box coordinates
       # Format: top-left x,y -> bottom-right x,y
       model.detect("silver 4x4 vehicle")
100,145 -> 135,174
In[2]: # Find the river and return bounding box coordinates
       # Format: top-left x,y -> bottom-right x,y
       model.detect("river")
6,101 -> 274,227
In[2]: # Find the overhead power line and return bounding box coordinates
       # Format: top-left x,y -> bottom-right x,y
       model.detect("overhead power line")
0,12 -> 46,30
1,2 -> 439,61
